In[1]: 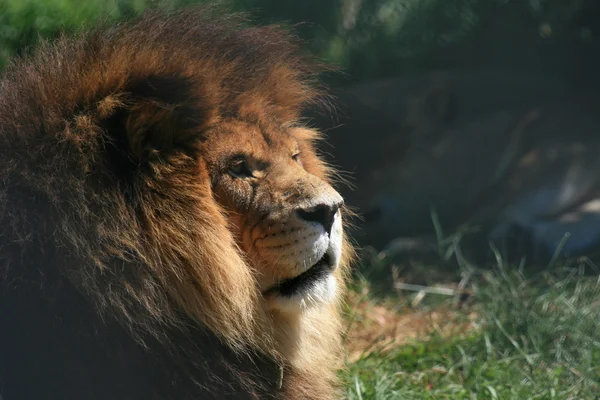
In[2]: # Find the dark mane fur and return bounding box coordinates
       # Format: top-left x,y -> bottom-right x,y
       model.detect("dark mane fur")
0,6 -> 343,400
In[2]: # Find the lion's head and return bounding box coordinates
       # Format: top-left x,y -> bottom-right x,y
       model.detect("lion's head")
0,7 -> 352,399
204,121 -> 344,313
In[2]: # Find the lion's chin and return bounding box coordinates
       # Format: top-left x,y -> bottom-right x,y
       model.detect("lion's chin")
263,254 -> 338,314
265,273 -> 337,314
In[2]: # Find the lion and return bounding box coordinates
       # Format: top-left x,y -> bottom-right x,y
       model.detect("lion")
0,7 -> 353,400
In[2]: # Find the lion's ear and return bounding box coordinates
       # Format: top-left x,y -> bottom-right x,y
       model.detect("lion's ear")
99,75 -> 216,160
124,100 -> 191,159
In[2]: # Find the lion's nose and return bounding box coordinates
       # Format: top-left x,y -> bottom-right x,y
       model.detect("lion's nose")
296,199 -> 343,234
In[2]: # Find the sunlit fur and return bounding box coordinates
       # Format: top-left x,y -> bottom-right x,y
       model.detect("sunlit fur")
0,7 -> 354,400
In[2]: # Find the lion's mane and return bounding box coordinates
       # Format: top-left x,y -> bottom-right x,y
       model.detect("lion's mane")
0,7 -> 352,400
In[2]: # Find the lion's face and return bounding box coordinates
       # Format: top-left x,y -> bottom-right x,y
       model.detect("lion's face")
202,120 -> 343,314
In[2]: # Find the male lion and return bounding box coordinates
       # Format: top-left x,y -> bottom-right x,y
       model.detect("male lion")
0,8 -> 353,400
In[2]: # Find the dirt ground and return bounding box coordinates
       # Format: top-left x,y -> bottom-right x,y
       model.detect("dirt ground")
343,291 -> 478,362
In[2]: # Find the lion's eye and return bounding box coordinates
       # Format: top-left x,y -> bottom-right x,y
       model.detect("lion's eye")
292,152 -> 301,162
228,159 -> 252,178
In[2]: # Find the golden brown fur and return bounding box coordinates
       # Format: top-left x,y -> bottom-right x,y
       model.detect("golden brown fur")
0,7 -> 353,400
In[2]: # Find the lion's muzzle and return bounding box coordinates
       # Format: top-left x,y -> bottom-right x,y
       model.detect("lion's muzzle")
257,189 -> 344,313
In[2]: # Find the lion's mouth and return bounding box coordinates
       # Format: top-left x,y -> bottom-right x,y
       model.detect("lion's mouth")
263,253 -> 333,297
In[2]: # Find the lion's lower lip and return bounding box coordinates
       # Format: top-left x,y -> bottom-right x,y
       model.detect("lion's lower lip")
264,253 -> 332,297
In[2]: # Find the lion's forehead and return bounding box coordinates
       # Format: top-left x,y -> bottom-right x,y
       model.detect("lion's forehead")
204,120 -> 298,157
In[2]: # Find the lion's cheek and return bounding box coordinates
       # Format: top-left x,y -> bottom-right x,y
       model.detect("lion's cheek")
255,235 -> 330,278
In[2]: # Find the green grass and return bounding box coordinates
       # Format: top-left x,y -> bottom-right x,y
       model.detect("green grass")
343,247 -> 600,399
0,0 -> 202,68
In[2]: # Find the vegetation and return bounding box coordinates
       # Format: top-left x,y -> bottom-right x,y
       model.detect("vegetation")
1,0 -> 598,85
343,235 -> 600,399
